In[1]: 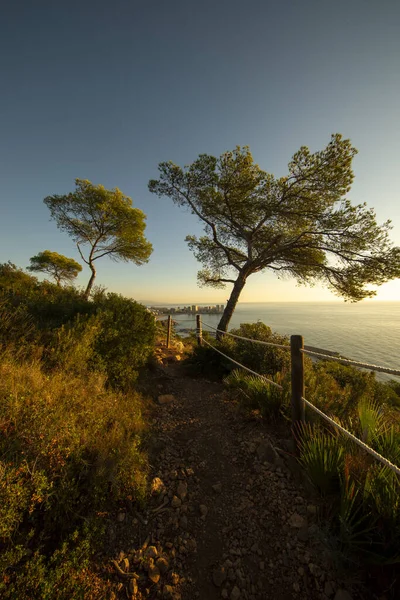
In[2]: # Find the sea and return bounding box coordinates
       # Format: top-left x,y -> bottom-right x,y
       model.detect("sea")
156,302 -> 400,381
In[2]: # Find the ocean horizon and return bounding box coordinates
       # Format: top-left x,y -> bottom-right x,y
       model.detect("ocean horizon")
154,301 -> 400,380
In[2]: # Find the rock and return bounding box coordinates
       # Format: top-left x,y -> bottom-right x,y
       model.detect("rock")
171,572 -> 180,585
128,578 -> 138,595
307,504 -> 317,515
288,513 -> 307,528
117,512 -> 126,522
324,581 -> 335,597
158,394 -> 175,405
212,566 -> 227,587
230,586 -> 241,600
171,495 -> 182,508
180,516 -> 188,529
145,546 -> 158,559
334,591 -> 353,600
156,557 -> 169,574
148,564 -> 161,583
177,481 -> 188,500
212,482 -> 222,493
256,439 -> 279,463
120,557 -> 129,572
221,590 -> 229,599
199,504 -> 208,516
293,582 -> 300,593
163,585 -> 174,599
224,558 -> 233,568
151,477 -> 166,495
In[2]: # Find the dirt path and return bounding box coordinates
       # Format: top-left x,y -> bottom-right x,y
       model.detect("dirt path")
110,355 -> 357,600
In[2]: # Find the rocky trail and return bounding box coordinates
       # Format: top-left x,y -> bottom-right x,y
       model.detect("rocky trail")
108,346 -> 358,600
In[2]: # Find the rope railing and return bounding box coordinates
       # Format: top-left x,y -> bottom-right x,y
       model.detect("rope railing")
202,321 -> 290,350
302,396 -> 400,476
157,314 -> 400,477
162,315 -> 399,379
201,338 -> 283,390
157,317 -> 195,324
301,348 -> 400,378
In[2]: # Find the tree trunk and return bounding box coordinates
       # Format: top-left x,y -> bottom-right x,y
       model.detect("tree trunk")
216,273 -> 247,340
84,262 -> 96,299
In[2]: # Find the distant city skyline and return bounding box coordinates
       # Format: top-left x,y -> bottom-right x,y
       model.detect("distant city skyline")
1,1 -> 399,303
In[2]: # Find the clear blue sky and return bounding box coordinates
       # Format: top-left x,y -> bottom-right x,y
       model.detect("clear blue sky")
1,0 -> 399,303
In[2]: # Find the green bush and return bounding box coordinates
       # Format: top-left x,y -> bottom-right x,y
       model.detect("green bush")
224,369 -> 288,420
227,322 -> 291,376
92,292 -> 156,388
0,526 -> 112,599
44,313 -> 103,375
298,422 -> 345,495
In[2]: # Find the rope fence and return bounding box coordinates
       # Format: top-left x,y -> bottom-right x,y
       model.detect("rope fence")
157,313 -> 400,476
302,396 -> 400,476
202,322 -> 290,349
301,348 -> 400,378
201,338 -> 283,390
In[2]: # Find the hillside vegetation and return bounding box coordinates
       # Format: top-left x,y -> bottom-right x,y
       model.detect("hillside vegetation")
0,263 -> 156,598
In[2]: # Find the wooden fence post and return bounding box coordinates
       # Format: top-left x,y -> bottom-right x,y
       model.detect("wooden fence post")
166,315 -> 172,349
290,335 -> 305,425
196,314 -> 202,346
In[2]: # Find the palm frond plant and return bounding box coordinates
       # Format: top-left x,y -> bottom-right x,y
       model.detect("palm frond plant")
297,422 -> 345,495
224,369 -> 287,420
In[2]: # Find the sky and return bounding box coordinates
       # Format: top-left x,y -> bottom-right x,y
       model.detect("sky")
1,0 -> 400,304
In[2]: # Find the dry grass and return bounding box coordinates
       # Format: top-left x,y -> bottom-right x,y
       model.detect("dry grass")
0,354 -> 149,598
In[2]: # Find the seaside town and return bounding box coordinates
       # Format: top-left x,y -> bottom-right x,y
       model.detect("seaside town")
149,304 -> 225,315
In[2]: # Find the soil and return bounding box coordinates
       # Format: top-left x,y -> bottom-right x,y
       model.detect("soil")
106,343 -> 362,600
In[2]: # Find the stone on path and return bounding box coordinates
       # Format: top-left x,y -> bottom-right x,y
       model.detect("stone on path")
212,566 -> 226,587
171,495 -> 182,508
230,585 -> 241,600
177,480 -> 188,500
145,545 -> 158,559
156,556 -> 169,574
151,477 -> 166,495
158,394 -> 175,405
148,564 -> 161,583
288,513 -> 307,528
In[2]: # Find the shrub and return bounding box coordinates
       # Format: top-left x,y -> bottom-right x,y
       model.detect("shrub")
0,354 -> 148,592
227,322 -> 291,376
43,313 -> 103,375
92,292 -> 156,388
0,526 -> 112,599
0,295 -> 37,351
224,369 -> 288,420
298,423 -> 345,495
